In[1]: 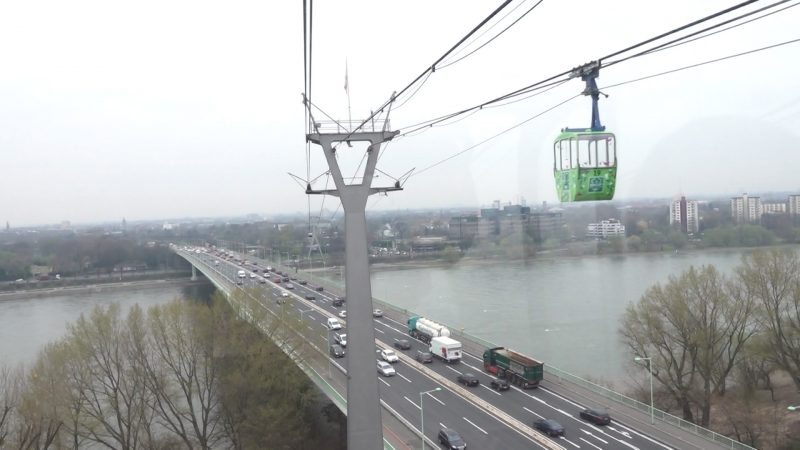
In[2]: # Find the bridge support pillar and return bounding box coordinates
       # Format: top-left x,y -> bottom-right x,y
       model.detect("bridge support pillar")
307,127 -> 400,450
191,265 -> 197,281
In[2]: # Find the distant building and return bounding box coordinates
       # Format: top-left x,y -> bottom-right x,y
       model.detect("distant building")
788,195 -> 800,217
448,215 -> 479,241
587,219 -> 626,239
762,203 -> 787,215
529,212 -> 564,242
731,194 -> 762,224
669,196 -> 699,234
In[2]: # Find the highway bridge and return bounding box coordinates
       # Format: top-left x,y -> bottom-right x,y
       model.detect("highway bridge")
175,246 -> 751,450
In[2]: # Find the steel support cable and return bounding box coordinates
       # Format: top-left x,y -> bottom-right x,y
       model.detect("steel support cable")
598,0 -> 761,62
330,0 -> 515,150
601,36 -> 800,91
438,0 -> 545,70
438,0 -> 533,66
603,0 -> 794,68
641,0 -> 799,57
409,94 -> 580,178
395,0 -> 767,142
409,36 -> 800,181
396,76 -> 571,137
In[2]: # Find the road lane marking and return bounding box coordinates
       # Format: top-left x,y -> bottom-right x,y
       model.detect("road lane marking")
580,428 -> 608,444
427,394 -> 445,406
611,423 -> 673,450
524,407 -> 545,419
463,352 -> 483,362
374,327 -> 385,334
306,325 -> 314,331
579,437 -> 602,450
379,378 -> 391,387
404,396 -> 421,410
607,426 -> 632,438
439,422 -> 448,430
396,372 -> 412,383
463,417 -> 488,435
462,362 -> 484,373
480,384 -> 501,396
446,366 -> 463,375
560,436 -> 581,448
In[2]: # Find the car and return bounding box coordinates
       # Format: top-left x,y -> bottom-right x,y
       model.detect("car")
372,309 -> 383,317
579,408 -> 612,425
282,277 -> 290,282
285,283 -> 294,289
338,311 -> 347,318
236,280 -> 243,285
305,294 -> 316,301
415,351 -> 433,364
533,418 -> 565,437
249,273 -> 256,279
377,360 -> 396,377
326,318 -> 343,330
437,428 -> 466,450
393,339 -> 411,350
266,266 -> 273,271
257,277 -> 266,284
281,291 -> 289,298
334,332 -> 347,347
290,277 -> 297,281
316,286 -> 324,292
332,298 -> 344,307
299,280 -> 307,285
329,344 -> 346,358
380,349 -> 399,363
274,278 -> 282,283
490,379 -> 510,391
456,373 -> 479,387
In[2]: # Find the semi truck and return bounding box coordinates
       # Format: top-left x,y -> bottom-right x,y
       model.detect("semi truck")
430,336 -> 462,363
407,316 -> 450,344
483,347 -> 544,389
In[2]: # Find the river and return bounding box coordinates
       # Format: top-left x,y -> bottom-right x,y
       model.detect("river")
1,247 -> 793,389
0,282 -> 214,368
368,247 -> 797,388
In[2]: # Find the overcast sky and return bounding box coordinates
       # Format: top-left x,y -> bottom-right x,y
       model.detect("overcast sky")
2,0 -> 799,226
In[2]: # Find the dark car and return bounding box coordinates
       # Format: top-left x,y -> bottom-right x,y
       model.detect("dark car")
329,344 -> 345,358
437,428 -> 466,450
393,339 -> 411,350
534,418 -> 565,437
456,373 -> 479,387
316,286 -> 324,292
415,351 -> 433,363
299,280 -> 307,285
290,277 -> 297,281
580,408 -> 611,425
490,379 -> 510,391
282,277 -> 290,282
305,294 -> 316,301
332,298 -> 344,307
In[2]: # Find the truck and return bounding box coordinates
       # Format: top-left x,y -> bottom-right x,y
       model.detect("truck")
429,336 -> 462,363
483,347 -> 544,389
407,316 -> 451,344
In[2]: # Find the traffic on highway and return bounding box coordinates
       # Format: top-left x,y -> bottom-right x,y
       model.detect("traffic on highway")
178,245 -> 674,450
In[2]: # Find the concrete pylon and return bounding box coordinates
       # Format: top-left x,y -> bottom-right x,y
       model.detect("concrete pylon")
307,128 -> 400,450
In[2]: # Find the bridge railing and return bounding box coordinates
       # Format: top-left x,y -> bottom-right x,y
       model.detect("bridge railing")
292,264 -> 755,450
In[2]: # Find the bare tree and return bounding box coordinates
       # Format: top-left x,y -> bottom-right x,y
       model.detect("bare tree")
737,249 -> 800,390
63,304 -> 151,449
620,265 -> 755,426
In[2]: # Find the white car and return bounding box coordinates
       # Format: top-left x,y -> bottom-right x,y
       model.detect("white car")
249,273 -> 256,279
380,349 -> 399,363
377,361 -> 396,377
334,332 -> 347,347
373,309 -> 383,318
281,291 -> 289,298
338,311 -> 347,319
285,283 -> 294,290
326,318 -> 343,330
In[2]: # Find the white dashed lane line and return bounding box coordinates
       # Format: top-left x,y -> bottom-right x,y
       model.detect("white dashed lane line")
404,396 -> 421,410
446,366 -> 463,375
396,372 -> 412,383
378,378 -> 391,387
463,417 -> 488,435
480,384 -> 501,396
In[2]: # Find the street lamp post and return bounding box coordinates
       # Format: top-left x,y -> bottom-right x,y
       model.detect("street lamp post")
634,356 -> 654,424
419,387 -> 441,450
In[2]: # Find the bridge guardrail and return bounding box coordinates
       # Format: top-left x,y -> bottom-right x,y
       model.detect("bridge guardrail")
293,263 -> 755,450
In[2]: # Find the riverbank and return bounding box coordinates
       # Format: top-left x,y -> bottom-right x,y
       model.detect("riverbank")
0,277 -> 208,301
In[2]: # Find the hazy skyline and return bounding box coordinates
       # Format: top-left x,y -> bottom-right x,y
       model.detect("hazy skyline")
2,0 -> 799,226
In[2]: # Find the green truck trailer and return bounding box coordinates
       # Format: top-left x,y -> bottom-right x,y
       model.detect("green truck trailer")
483,347 -> 543,389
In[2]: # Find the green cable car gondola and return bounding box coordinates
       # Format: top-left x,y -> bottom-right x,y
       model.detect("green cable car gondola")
554,63 -> 617,202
